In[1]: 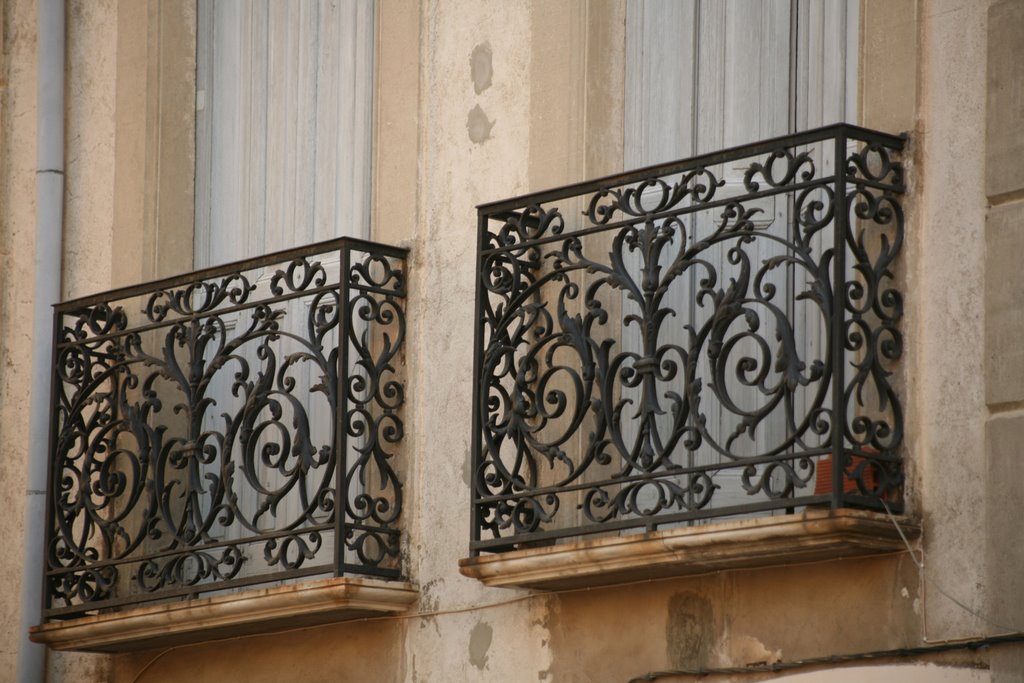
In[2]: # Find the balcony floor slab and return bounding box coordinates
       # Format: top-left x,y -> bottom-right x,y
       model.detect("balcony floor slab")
30,577 -> 418,653
459,509 -> 919,590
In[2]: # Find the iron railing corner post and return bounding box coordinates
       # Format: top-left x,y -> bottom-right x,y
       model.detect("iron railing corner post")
830,128 -> 849,512
334,243 -> 353,577
469,210 -> 488,556
392,247 -> 409,578
40,304 -> 64,619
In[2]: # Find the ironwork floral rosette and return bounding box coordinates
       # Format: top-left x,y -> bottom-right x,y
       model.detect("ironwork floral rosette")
45,241 -> 407,617
474,127 -> 905,548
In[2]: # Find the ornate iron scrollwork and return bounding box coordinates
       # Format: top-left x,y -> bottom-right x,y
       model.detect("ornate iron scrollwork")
472,125 -> 906,550
44,239 -> 407,619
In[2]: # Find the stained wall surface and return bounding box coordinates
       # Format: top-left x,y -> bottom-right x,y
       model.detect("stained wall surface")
985,0 -> 1024,680
0,0 -> 42,672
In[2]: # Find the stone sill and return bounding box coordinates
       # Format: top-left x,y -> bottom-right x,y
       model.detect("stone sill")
30,577 -> 418,653
459,509 -> 919,590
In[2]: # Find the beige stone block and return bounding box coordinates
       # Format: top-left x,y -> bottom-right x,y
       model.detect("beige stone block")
584,0 -> 625,179
0,1 -> 40,676
372,0 -> 421,248
987,0 -> 1024,200
526,0 -> 624,190
542,553 -> 922,680
985,202 -> 1024,405
985,413 -> 1024,634
991,647 -> 1024,683
111,606 -> 408,683
110,0 -> 196,290
149,0 -> 196,280
860,0 -> 917,133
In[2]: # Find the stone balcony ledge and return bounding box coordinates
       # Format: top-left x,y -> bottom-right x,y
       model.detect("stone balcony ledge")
30,577 -> 418,653
459,509 -> 918,590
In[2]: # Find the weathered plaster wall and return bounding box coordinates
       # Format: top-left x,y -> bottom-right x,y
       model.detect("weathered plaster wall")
0,0 -> 41,674
863,0 -> 1014,663
545,556 -> 922,681
777,664 -> 990,683
985,0 -> 1024,679
48,3 -> 121,679
397,1 -> 551,679
62,0 -> 117,299
109,0 -> 196,288
0,0 -> 113,678
148,1 -> 922,681
113,620 -> 406,683
912,0 -> 991,642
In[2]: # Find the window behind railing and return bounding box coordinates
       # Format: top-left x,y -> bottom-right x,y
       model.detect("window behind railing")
43,238 -> 406,619
194,0 -> 375,267
471,125 -> 905,552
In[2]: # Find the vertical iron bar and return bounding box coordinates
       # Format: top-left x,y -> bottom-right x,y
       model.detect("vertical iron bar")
785,180 -> 798,515
469,210 -> 488,554
830,128 -> 849,511
393,251 -> 407,571
334,245 -> 353,575
40,306 -> 63,616
784,0 -> 799,515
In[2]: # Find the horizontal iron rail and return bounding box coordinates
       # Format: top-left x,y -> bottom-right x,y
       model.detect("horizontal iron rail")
43,565 -> 334,619
43,522 -> 338,576
477,123 -> 905,215
43,561 -> 402,620
480,176 -> 839,255
469,496 -> 837,551
469,495 -> 899,552
57,278 -> 407,350
55,282 -> 345,347
472,448 -> 895,505
44,561 -> 404,620
55,236 -> 409,312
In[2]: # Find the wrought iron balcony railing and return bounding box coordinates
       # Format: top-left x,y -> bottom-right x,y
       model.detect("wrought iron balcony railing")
471,124 -> 906,553
43,238 -> 407,619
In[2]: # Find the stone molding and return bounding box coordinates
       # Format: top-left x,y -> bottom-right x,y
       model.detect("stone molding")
30,577 -> 418,653
460,509 -> 919,590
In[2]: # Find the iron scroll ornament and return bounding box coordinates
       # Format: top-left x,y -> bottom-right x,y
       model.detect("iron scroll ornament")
474,129 -> 905,546
45,242 -> 407,616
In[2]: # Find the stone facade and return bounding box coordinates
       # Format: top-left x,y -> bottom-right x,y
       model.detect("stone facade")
2,1 -> 1023,681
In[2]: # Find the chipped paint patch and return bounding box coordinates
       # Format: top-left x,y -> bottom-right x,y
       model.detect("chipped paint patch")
468,620 -> 493,670
470,42 -> 493,94
467,104 -> 495,143
726,635 -> 782,667
666,592 -> 713,669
